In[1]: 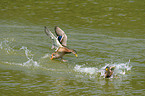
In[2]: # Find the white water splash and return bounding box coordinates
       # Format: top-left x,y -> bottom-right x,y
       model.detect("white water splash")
0,38 -> 15,54
41,54 -> 50,59
20,46 -> 39,67
74,60 -> 131,78
1,38 -> 39,67
74,64 -> 98,75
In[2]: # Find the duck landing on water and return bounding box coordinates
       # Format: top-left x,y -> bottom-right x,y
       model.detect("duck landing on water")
44,26 -> 78,62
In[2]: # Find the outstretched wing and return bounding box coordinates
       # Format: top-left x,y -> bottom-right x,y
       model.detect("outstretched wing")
110,66 -> 115,71
55,26 -> 67,46
44,26 -> 63,50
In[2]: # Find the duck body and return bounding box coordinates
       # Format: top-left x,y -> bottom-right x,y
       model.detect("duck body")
51,47 -> 74,59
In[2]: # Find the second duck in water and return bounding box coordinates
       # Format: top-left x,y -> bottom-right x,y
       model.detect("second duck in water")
105,66 -> 115,78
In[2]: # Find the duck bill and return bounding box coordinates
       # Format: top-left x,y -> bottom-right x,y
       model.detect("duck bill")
75,54 -> 78,57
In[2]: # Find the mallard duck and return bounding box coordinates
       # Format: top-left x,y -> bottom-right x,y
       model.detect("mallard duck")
44,26 -> 78,61
105,66 -> 115,78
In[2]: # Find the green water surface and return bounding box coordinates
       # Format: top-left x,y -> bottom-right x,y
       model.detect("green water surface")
0,0 -> 145,96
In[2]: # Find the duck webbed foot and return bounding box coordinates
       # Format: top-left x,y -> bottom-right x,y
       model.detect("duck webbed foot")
51,53 -> 56,60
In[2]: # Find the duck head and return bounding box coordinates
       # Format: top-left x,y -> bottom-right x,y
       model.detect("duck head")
71,49 -> 78,57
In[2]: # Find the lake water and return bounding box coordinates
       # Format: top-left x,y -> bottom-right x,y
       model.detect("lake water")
0,0 -> 145,96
